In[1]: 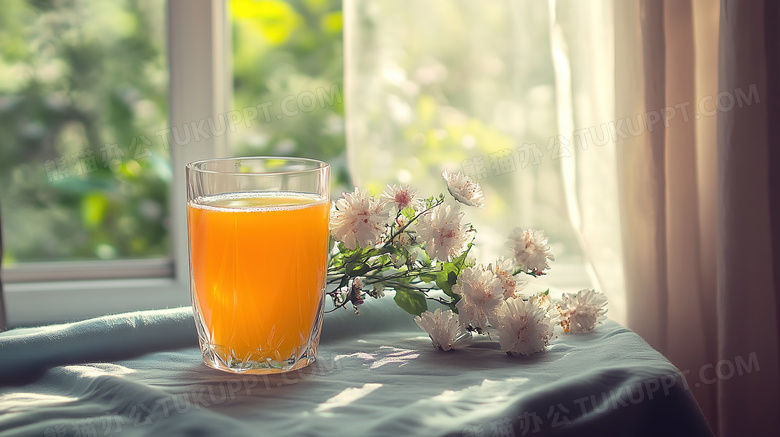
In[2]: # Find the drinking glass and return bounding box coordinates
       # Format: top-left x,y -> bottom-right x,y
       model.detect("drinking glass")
186,157 -> 330,374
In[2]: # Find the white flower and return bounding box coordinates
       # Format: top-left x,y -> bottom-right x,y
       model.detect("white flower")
330,188 -> 390,250
417,204 -> 471,262
453,266 -> 504,331
442,170 -> 485,207
371,282 -> 385,299
495,297 -> 557,356
506,228 -> 555,273
557,289 -> 608,333
381,184 -> 422,211
487,257 -> 524,299
530,292 -> 552,311
414,309 -> 471,351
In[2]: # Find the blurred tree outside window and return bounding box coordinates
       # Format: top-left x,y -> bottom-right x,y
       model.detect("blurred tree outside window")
0,0 -> 170,265
230,0 -> 348,192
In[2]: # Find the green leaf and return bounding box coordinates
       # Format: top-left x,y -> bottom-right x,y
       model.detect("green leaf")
393,288 -> 428,316
447,271 -> 458,286
376,246 -> 394,255
418,272 -> 438,282
401,206 -> 416,220
451,242 -> 474,270
363,248 -> 382,258
431,242 -> 474,298
434,264 -> 458,298
417,247 -> 432,266
346,261 -> 371,277
393,275 -> 414,286
344,247 -> 365,262
375,254 -> 390,266
329,252 -> 345,269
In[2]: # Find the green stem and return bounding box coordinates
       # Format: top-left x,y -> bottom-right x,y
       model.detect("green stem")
426,296 -> 452,306
382,198 -> 444,247
456,241 -> 475,275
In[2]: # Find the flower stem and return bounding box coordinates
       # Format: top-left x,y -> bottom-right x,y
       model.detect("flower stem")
382,198 -> 444,247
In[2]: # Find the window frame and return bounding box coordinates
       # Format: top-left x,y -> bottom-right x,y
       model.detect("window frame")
2,0 -> 231,327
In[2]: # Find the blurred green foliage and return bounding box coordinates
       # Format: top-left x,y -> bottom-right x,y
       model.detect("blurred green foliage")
230,0 -> 348,191
0,0 -> 346,264
0,0 -> 169,264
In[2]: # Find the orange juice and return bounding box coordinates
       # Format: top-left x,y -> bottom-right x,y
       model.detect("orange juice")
187,192 -> 329,369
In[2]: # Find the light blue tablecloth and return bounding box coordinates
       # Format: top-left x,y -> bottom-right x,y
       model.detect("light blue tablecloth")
0,297 -> 713,437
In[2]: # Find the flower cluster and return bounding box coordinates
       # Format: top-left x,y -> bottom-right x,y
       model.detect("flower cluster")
557,289 -> 609,333
330,188 -> 390,250
495,297 -> 557,356
327,170 -> 608,356
454,266 -> 504,333
414,309 -> 471,351
507,228 -> 555,274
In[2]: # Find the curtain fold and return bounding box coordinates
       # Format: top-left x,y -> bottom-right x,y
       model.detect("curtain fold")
662,0 -> 718,424
614,0 -> 670,356
691,0 -> 720,392
717,1 -> 780,435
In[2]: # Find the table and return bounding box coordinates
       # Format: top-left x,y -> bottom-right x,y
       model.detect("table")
0,297 -> 714,437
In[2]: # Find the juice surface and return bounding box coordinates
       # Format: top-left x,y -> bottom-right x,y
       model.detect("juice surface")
187,192 -> 329,365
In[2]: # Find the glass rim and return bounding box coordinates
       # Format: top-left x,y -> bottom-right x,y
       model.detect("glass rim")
186,156 -> 329,176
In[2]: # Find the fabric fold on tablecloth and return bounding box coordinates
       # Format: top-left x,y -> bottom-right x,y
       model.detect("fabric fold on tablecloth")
0,295 -> 419,383
0,296 -> 715,437
0,308 -> 197,383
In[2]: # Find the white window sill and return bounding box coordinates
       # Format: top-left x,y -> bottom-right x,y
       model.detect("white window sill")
3,261 -> 592,328
4,277 -> 189,328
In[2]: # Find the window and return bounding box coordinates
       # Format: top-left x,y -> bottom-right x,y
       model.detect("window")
3,0 -> 593,326
2,1 -> 229,326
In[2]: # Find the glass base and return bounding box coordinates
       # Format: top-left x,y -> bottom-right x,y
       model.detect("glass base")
199,342 -> 318,375
193,300 -> 324,375
190,283 -> 325,375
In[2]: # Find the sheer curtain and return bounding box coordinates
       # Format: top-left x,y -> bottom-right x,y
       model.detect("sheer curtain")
345,1 -> 780,435
343,0 -> 616,315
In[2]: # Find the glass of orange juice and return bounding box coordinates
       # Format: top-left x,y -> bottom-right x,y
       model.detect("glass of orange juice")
185,157 -> 330,374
